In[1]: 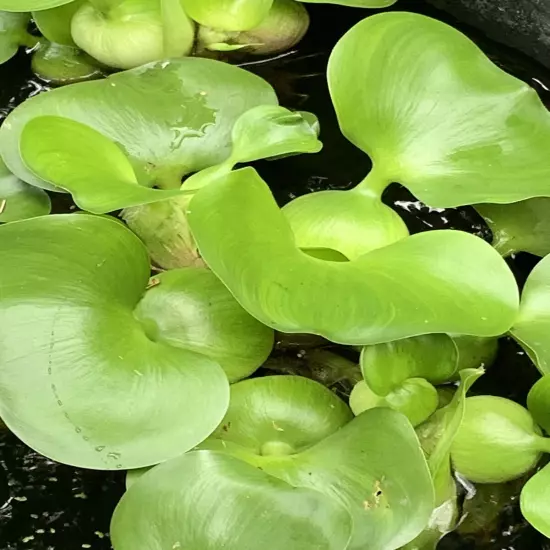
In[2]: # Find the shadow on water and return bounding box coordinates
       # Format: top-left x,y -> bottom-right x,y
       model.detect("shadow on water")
1,1 -> 550,548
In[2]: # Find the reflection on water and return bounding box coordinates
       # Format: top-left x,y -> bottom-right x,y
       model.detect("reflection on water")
2,1 -> 550,548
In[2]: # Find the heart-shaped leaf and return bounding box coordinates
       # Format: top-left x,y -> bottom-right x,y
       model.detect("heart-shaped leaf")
521,462 -> 550,538
187,167 -> 519,345
32,0 -> 83,45
0,213 -> 281,469
20,116 -> 184,213
198,376 -> 433,550
0,56 -> 277,190
328,12 -> 550,208
112,450 -> 353,550
181,0 -> 273,31
0,0 -> 73,11
476,199 -> 550,257
0,159 -> 50,222
0,11 -> 30,64
511,254 -> 550,374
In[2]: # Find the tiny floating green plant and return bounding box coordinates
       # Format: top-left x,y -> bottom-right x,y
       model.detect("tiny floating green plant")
3,7 -> 550,550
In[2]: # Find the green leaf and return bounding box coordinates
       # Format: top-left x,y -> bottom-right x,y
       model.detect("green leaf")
0,214 -> 240,469
521,462 -> 550,538
31,42 -> 102,85
0,56 -> 277,190
452,335 -> 498,373
360,334 -> 458,396
202,406 -> 434,550
350,378 -> 438,427
20,116 -> 185,213
181,0 -> 273,31
112,450 -> 353,550
511,254 -> 550,374
328,12 -> 550,208
476,198 -> 550,257
0,159 -> 50,222
71,0 -> 194,70
32,0 -> 83,45
134,269 -> 274,383
282,187 -> 409,259
210,375 -> 353,453
187,167 -> 519,345
0,0 -> 73,11
527,375 -> 550,434
160,0 -> 195,57
0,11 -> 30,64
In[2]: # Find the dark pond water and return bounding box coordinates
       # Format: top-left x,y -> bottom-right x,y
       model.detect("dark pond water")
1,1 -> 550,549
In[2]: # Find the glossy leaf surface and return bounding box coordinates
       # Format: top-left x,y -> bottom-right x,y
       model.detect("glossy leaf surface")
0,214 -> 239,469
521,463 -> 550,538
112,450 -> 353,550
511,254 -> 550,373
328,12 -> 550,207
0,0 -> 73,11
20,116 -> 183,212
202,406 -> 434,550
0,11 -> 30,63
187,167 -> 519,345
476,199 -> 550,257
0,159 -> 50,222
181,0 -> 273,31
0,57 -> 277,190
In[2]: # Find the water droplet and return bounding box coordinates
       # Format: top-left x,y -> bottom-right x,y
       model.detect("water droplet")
107,452 -> 121,460
75,427 -> 82,434
57,400 -> 63,406
95,446 -> 105,452
116,464 -> 123,469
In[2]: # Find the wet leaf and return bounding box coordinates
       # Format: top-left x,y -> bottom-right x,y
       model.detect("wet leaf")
0,11 -> 30,64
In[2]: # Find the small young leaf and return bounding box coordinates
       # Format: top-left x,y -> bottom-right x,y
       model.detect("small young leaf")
187,167 -> 519,345
0,158 -> 51,222
521,463 -> 550,538
0,11 -> 31,64
20,116 -> 183,213
476,198 -> 550,257
112,451 -> 353,550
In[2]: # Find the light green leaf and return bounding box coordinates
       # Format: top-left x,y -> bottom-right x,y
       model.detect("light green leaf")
452,335 -> 498,373
134,269 -> 273,383
527,375 -> 550,434
476,198 -> 550,257
181,0 -> 273,31
521,462 -> 550,538
112,450 -> 353,550
350,378 -> 438,427
202,405 -> 434,550
187,167 -> 519,345
0,0 -> 73,11
20,116 -> 184,213
161,0 -> 195,57
210,376 -> 353,453
0,214 -> 236,469
360,334 -> 458,396
0,159 -> 50,222
32,0 -> 83,45
71,0 -> 194,70
511,254 -> 550,374
0,56 -> 277,190
0,11 -> 30,64
328,12 -> 550,208
282,187 -> 409,259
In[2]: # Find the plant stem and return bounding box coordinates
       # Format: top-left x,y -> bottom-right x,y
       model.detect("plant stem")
355,165 -> 391,199
534,435 -> 550,454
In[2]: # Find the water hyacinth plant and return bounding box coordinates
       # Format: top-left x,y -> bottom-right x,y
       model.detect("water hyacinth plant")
3,4 -> 550,550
